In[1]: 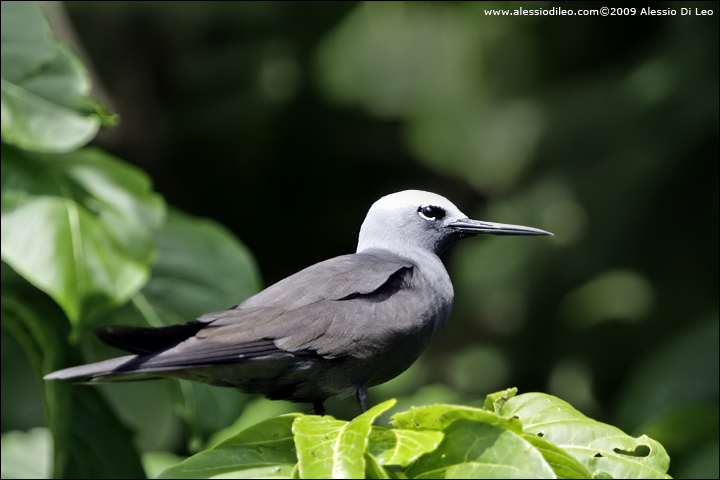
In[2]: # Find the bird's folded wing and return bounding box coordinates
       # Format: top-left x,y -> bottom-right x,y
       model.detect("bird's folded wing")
98,249 -> 420,368
204,250 -> 414,314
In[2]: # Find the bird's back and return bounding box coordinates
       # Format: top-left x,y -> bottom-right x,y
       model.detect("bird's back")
47,249 -> 454,404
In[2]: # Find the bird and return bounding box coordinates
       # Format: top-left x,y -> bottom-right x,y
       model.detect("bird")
45,190 -> 551,414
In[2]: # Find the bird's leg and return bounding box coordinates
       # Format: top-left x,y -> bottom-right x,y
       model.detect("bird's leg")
313,400 -> 326,416
357,386 -> 369,413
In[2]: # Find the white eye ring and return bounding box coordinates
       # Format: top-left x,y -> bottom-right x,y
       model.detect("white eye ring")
417,205 -> 445,221
418,210 -> 435,221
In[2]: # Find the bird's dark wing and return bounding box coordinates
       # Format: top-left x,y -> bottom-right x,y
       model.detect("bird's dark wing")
196,252 -> 422,359
203,250 -> 415,315
97,250 -> 420,369
95,322 -> 206,354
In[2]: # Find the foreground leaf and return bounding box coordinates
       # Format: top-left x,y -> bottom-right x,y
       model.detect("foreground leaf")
207,398 -> 300,450
368,426 -> 443,467
0,428 -> 52,479
1,2 -> 114,152
159,415 -> 300,479
1,145 -> 165,325
89,207 -> 262,450
520,433 -> 592,479
293,399 -> 396,479
364,452 -> 395,479
405,420 -> 555,479
1,268 -> 145,479
144,208 -> 262,445
503,393 -> 671,479
391,403 -> 521,433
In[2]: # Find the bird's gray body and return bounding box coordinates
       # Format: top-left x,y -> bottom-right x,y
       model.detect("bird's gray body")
45,190 -> 550,410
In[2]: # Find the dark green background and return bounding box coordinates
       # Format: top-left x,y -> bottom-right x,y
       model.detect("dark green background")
2,1 -> 718,478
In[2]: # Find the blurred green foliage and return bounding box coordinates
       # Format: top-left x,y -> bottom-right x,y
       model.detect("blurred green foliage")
1,1 -> 717,478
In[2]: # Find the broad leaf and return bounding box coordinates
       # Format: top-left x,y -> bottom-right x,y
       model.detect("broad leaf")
293,399 -> 396,479
520,433 -> 592,479
142,207 -> 261,323
1,1 -> 114,152
141,451 -> 186,480
368,426 -> 443,467
1,267 -> 145,479
1,145 -> 164,325
207,398 -> 300,449
88,208 -> 262,449
144,208 -> 262,444
405,420 -> 555,479
391,403 -> 521,432
1,428 -> 52,479
364,452 -> 394,479
159,414 -> 300,479
503,393 -> 671,479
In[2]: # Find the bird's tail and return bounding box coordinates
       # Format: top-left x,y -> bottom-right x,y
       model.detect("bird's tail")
44,355 -> 148,382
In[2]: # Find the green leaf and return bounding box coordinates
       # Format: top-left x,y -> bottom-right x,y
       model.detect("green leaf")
503,393 -> 671,479
520,433 -> 593,479
391,403 -> 521,433
364,452 -> 395,479
0,2 -> 115,153
484,387 -> 518,413
405,420 -> 555,479
293,399 -> 396,479
207,398 -> 300,449
87,207 -> 262,450
1,2 -> 114,152
1,270 -> 145,479
1,145 -> 165,325
368,426 -> 443,467
142,451 -> 186,480
159,414 -> 300,479
142,207 -> 261,447
143,207 -> 262,323
1,428 -> 52,479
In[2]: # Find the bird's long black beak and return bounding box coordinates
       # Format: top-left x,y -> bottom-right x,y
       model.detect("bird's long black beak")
449,218 -> 552,236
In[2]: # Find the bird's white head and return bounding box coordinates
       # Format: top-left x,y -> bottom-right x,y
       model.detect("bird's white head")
357,190 -> 551,258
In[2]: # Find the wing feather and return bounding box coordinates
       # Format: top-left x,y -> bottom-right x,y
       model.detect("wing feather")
97,249 -> 419,370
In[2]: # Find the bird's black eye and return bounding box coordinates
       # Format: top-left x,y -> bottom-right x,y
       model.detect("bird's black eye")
417,205 -> 446,221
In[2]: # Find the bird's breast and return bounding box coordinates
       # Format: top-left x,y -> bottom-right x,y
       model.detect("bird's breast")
354,257 -> 454,387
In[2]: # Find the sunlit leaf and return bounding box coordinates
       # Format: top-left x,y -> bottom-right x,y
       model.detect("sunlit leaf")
0,428 -> 52,479
405,420 -> 555,479
364,453 -> 394,479
293,399 -> 396,479
391,403 -> 521,432
1,2 -> 114,152
520,433 -> 592,479
503,393 -> 671,479
368,426 -> 443,467
1,145 -> 164,325
159,414 -> 300,479
142,451 -> 186,480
